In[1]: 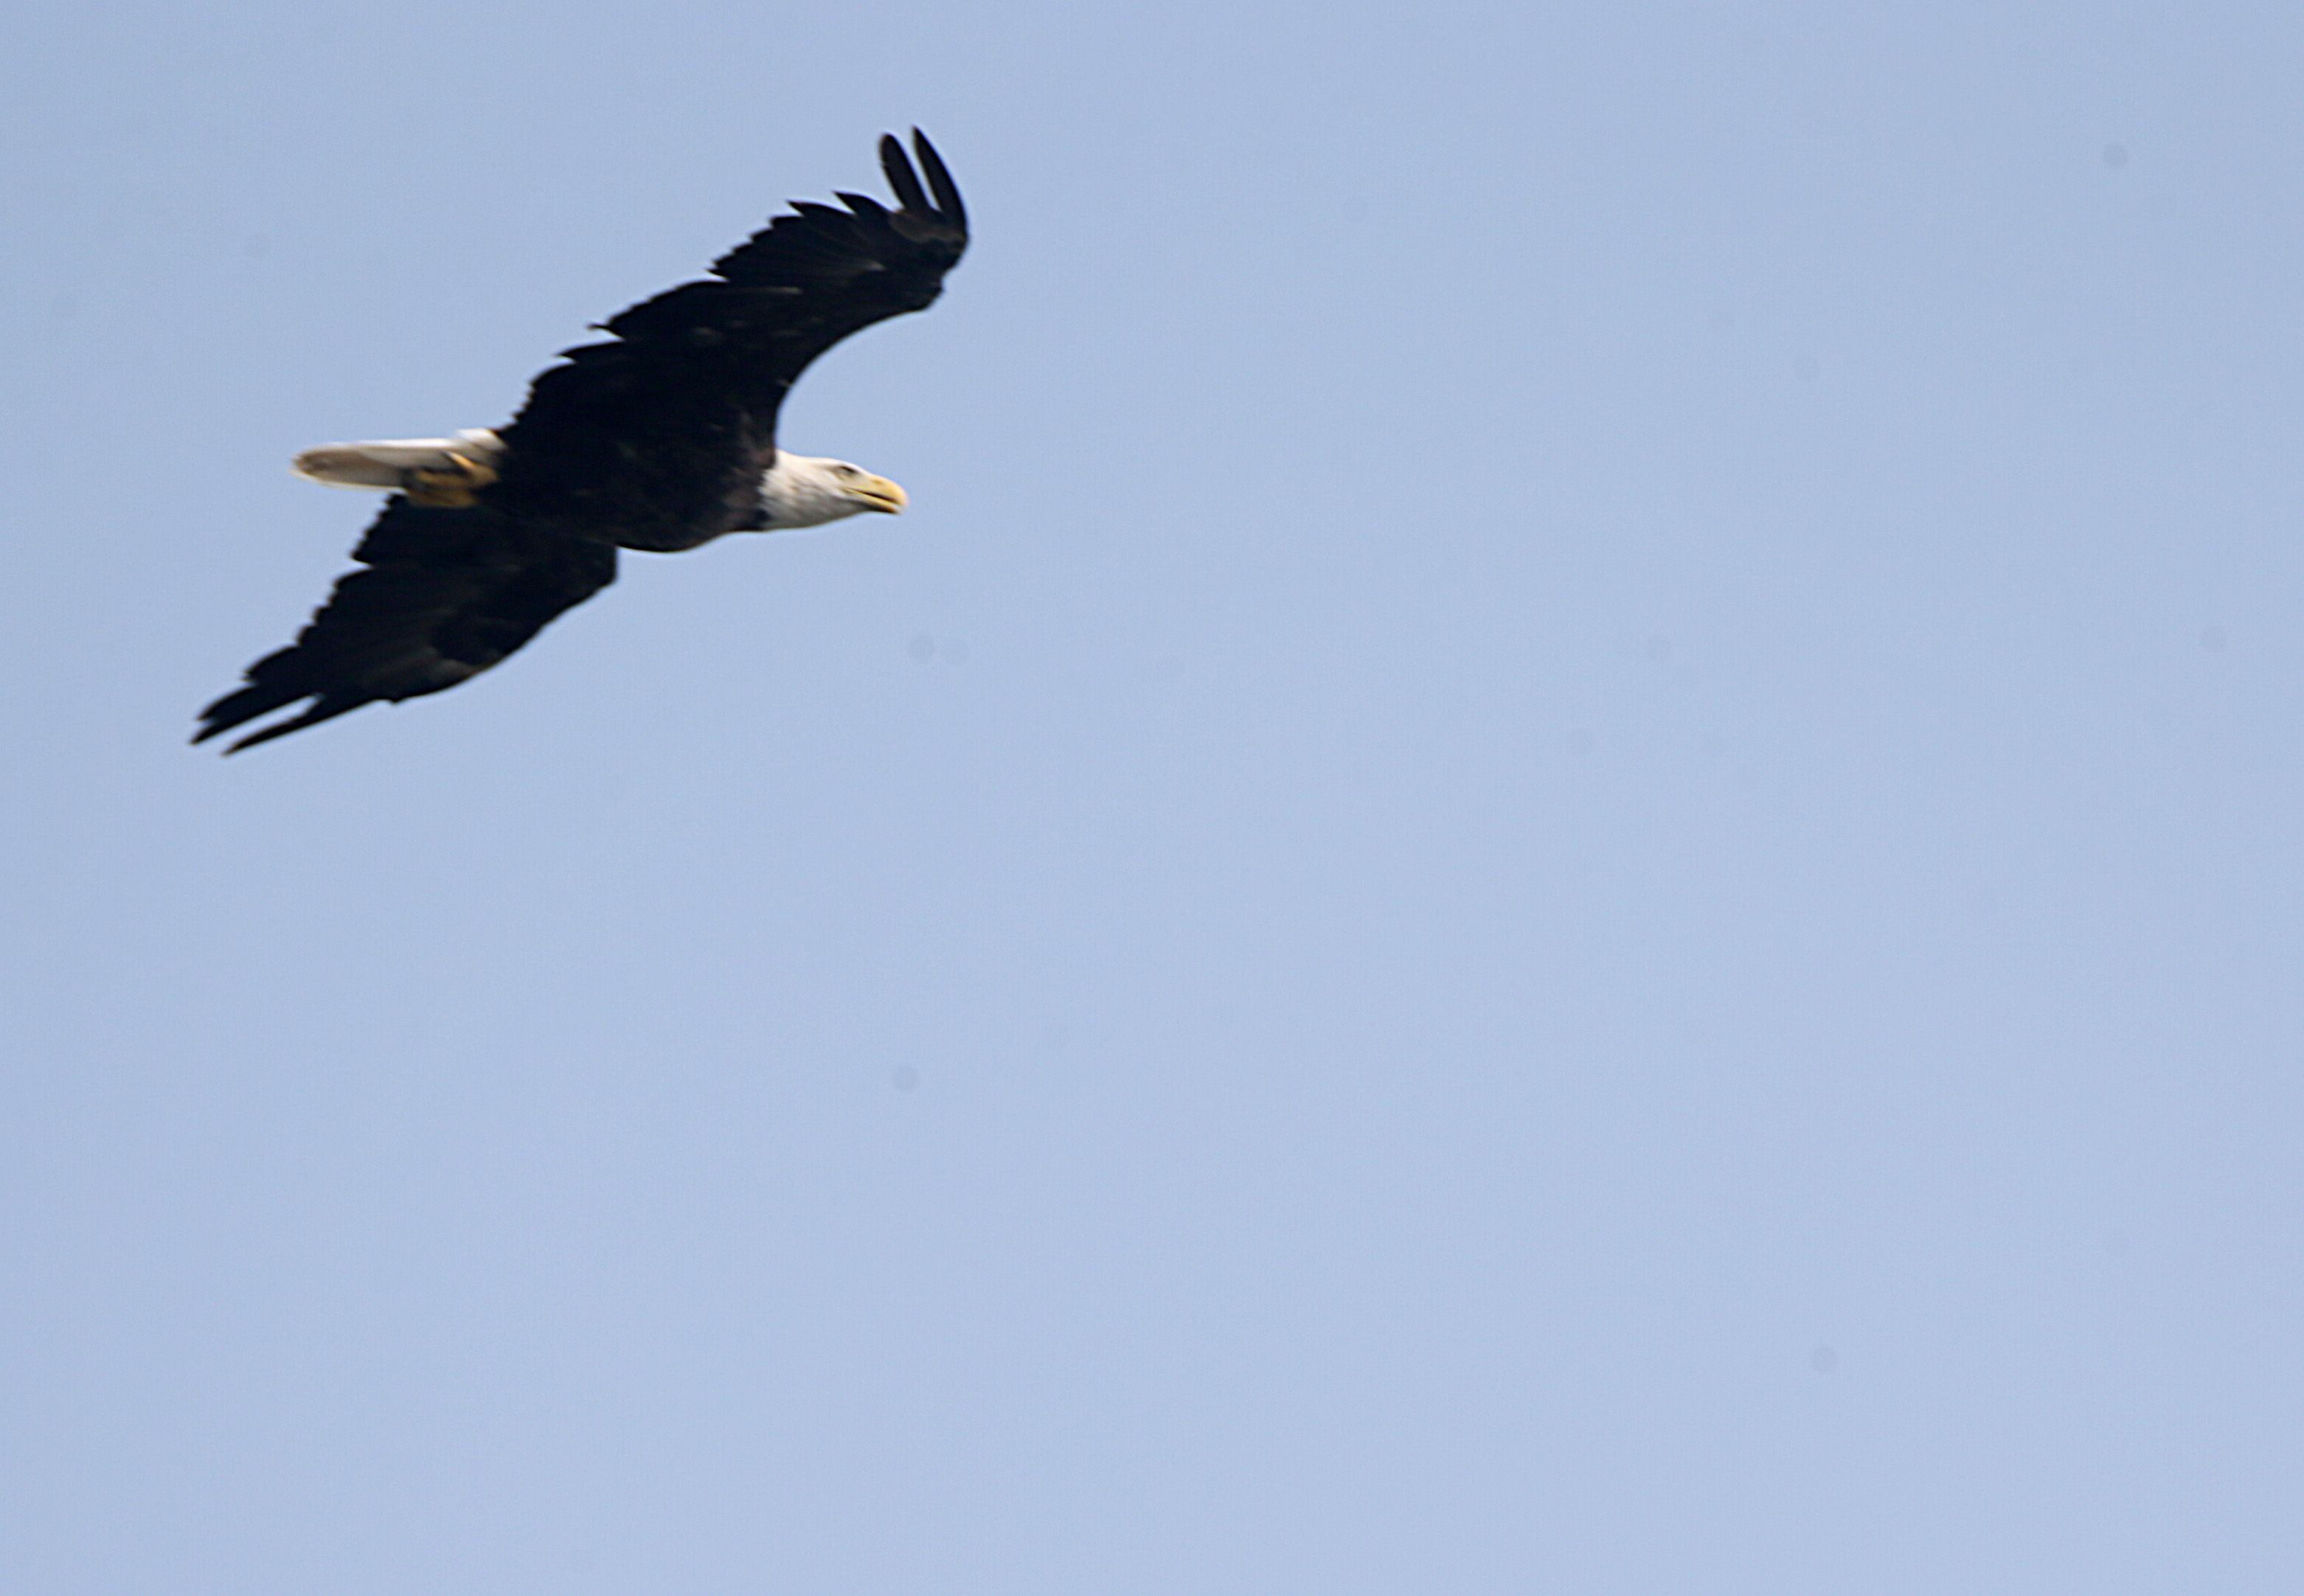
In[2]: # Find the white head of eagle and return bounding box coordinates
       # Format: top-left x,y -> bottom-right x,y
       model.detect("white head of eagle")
200,130 -> 968,753
756,453 -> 910,527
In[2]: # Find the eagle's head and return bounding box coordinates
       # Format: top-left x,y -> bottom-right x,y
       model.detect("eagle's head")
758,453 -> 909,530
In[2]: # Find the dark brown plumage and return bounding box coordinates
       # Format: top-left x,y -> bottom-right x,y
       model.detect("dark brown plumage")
196,131 -> 968,753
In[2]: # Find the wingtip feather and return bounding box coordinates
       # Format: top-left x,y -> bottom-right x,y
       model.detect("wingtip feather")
910,130 -> 965,232
204,692 -> 372,754
880,132 -> 932,214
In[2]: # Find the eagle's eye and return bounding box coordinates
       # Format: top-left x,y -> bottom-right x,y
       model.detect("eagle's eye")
833,463 -> 858,478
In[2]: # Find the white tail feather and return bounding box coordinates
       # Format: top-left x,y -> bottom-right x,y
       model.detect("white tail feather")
291,429 -> 503,490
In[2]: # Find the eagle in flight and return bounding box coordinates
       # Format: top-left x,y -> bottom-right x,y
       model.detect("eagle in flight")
196,131 -> 968,752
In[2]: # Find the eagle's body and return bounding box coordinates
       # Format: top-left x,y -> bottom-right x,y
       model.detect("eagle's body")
197,131 -> 967,752
294,432 -> 908,541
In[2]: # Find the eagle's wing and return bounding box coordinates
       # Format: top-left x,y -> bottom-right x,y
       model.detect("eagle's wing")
194,499 -> 616,753
484,131 -> 969,550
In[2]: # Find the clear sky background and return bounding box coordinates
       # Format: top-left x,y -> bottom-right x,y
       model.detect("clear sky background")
4,1 -> 2301,1590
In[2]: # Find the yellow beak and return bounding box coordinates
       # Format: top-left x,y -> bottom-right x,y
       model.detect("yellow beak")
853,474 -> 908,513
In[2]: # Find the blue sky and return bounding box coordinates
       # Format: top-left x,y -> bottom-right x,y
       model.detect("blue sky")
5,2 -> 2303,1591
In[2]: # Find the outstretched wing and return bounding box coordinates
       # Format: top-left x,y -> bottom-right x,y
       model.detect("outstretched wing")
195,499 -> 616,753
485,130 -> 969,550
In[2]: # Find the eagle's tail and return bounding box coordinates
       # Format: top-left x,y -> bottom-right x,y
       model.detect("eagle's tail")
291,429 -> 504,491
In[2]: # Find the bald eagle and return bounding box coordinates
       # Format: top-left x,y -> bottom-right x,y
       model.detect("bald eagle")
195,131 -> 968,753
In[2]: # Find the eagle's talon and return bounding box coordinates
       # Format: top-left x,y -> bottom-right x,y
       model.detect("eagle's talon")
402,451 -> 500,507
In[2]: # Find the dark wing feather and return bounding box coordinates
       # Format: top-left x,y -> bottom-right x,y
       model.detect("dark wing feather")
909,133 -> 968,233
483,130 -> 968,552
194,499 -> 616,753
